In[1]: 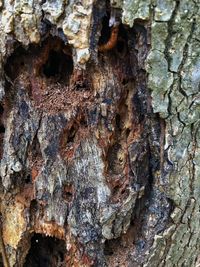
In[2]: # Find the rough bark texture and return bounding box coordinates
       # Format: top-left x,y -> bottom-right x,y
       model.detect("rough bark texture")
0,0 -> 199,266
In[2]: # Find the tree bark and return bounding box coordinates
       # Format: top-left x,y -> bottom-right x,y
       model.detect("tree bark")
0,0 -> 199,266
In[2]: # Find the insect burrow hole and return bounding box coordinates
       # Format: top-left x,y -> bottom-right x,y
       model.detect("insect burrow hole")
23,233 -> 66,267
41,38 -> 73,84
98,15 -> 113,47
115,24 -> 128,55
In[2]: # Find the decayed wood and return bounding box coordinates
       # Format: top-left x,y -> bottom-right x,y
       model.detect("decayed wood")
0,218 -> 9,267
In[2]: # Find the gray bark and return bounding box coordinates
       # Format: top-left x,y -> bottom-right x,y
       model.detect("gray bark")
0,0 -> 199,266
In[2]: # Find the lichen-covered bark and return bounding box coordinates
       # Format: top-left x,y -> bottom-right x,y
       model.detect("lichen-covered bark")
145,1 -> 200,266
0,0 -> 199,267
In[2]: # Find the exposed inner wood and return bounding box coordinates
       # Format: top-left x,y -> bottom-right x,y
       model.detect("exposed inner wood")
0,13 -> 171,267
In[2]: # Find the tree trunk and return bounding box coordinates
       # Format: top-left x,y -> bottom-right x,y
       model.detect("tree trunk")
0,0 -> 199,266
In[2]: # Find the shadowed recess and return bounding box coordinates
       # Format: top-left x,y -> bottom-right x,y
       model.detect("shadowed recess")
23,233 -> 66,267
42,49 -> 73,81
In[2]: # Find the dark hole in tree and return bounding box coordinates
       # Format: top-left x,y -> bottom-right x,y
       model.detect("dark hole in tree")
104,240 -> 114,256
121,190 -> 126,195
59,252 -> 64,262
23,233 -> 66,267
31,136 -> 42,160
98,16 -> 112,47
42,49 -> 73,82
0,105 -> 4,115
112,185 -> 120,195
30,199 -> 37,213
30,199 -> 38,223
25,174 -> 31,184
118,24 -> 128,42
115,114 -> 121,130
0,125 -> 5,133
4,37 -> 73,86
122,78 -> 128,85
63,191 -> 73,202
67,125 -> 77,144
62,184 -> 73,202
0,255 -> 3,267
116,40 -> 124,53
43,50 -> 61,77
80,117 -> 87,127
126,128 -> 131,137
116,40 -> 126,54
